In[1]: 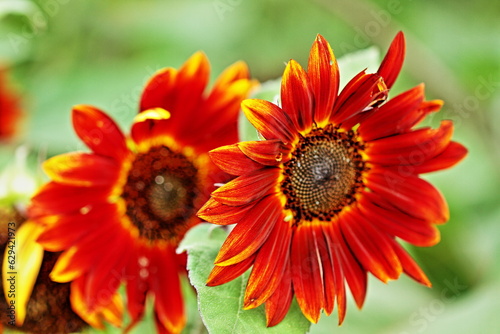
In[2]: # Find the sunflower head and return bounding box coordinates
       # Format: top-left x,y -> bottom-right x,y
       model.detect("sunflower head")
28,52 -> 256,333
199,32 -> 467,326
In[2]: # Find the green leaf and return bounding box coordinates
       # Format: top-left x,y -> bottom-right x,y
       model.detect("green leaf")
178,223 -> 311,334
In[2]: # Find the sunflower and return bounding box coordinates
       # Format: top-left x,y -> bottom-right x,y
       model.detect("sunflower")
28,52 -> 255,333
1,208 -> 88,334
198,32 -> 468,326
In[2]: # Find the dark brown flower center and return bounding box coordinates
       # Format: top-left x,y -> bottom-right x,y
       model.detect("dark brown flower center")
122,146 -> 199,241
281,125 -> 366,222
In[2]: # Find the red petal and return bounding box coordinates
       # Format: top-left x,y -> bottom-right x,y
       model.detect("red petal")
291,225 -> 324,323
140,67 -> 178,112
365,121 -> 454,166
265,261 -> 293,327
29,182 -> 110,218
327,222 -> 367,311
150,245 -> 186,334
377,31 -> 406,89
391,241 -> 431,287
125,247 -> 149,330
281,59 -> 314,132
330,71 -> 387,125
43,152 -> 119,187
37,202 -> 119,251
244,218 -> 292,309
85,229 -> 131,310
130,108 -> 171,145
206,254 -> 256,286
214,195 -> 283,266
339,208 -> 402,283
197,197 -> 253,226
238,140 -> 292,166
242,99 -> 297,143
210,167 -> 279,206
412,141 -> 468,174
358,84 -> 425,141
358,193 -> 440,247
50,220 -> 118,282
315,225 -> 336,315
72,105 -> 128,161
181,62 -> 254,151
366,169 -> 449,224
209,144 -> 262,176
308,34 -> 339,125
329,223 -> 348,324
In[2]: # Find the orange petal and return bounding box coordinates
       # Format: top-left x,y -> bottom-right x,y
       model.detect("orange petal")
72,105 -> 128,161
210,167 -> 279,206
197,197 -> 253,226
366,169 -> 449,224
214,195 -> 283,266
281,60 -> 314,133
206,254 -> 256,286
242,99 -> 297,143
308,34 -> 339,125
238,140 -> 292,166
209,144 -> 262,176
43,152 -> 119,187
70,275 -> 124,329
377,31 -> 406,89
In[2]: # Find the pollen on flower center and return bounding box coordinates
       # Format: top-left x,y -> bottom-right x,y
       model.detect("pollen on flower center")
122,146 -> 199,241
281,125 -> 366,222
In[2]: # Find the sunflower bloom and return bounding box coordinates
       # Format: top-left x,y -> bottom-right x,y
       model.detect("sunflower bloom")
1,210 -> 88,333
28,52 -> 254,333
198,32 -> 467,326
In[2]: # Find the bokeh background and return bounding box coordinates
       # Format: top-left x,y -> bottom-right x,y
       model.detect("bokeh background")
1,0 -> 499,333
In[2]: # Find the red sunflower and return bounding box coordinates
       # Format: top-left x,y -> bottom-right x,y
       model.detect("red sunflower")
198,32 -> 468,326
28,52 -> 255,333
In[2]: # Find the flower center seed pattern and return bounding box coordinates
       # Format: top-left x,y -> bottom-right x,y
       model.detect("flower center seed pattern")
122,146 -> 199,241
281,125 -> 366,222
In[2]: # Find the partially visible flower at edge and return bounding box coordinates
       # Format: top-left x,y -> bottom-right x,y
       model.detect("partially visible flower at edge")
0,67 -> 22,141
1,148 -> 87,333
27,52 -> 256,333
198,32 -> 468,326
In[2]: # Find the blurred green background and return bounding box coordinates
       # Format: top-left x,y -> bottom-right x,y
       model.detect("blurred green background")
1,0 -> 499,333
